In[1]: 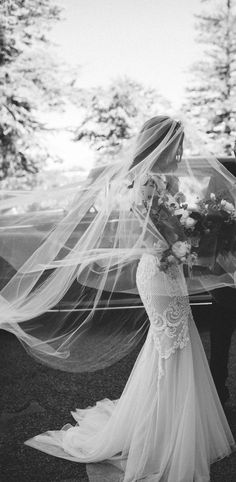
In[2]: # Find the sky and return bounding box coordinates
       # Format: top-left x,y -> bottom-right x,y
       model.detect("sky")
50,0 -> 204,108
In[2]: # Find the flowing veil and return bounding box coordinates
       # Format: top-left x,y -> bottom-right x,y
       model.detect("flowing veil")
0,115 -> 236,372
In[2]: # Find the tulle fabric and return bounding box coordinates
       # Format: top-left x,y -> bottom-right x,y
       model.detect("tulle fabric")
1,116 -> 236,373
25,254 -> 235,481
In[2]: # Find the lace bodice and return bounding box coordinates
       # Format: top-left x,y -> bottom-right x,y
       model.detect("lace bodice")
136,253 -> 190,360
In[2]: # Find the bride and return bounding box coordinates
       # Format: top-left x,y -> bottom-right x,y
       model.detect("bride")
19,116 -> 236,481
0,116 -> 236,482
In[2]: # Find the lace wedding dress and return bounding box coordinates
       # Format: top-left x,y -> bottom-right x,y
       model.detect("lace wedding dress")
25,253 -> 235,482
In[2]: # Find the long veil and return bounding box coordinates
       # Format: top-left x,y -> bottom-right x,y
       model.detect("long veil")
0,115 -> 236,372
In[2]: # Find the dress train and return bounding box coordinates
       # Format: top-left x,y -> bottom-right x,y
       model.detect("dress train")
25,254 -> 235,481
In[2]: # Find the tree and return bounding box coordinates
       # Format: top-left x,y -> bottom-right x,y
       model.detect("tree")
0,0 -> 76,188
74,77 -> 172,164
184,0 -> 236,155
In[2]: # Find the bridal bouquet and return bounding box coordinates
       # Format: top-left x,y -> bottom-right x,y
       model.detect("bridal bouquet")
144,174 -> 236,273
178,193 -> 236,261
148,190 -> 198,272
186,193 -> 236,248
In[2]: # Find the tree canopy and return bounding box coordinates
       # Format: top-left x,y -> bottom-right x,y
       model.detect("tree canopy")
184,0 -> 236,155
74,77 -> 172,164
0,0 -> 76,188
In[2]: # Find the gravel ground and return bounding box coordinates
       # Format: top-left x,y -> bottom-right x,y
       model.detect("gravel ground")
0,306 -> 236,482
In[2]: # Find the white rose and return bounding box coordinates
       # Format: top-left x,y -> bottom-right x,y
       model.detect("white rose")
185,217 -> 197,228
175,208 -> 185,216
167,255 -> 175,263
180,210 -> 190,225
220,199 -> 227,207
172,241 -> 189,259
221,201 -> 235,214
210,193 -> 216,201
181,210 -> 189,219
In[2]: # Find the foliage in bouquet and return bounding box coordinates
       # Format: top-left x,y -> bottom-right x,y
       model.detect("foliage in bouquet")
142,174 -> 199,272
178,193 -> 236,257
142,173 -> 236,272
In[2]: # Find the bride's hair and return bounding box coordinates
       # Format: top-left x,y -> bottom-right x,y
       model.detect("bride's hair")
129,115 -> 183,171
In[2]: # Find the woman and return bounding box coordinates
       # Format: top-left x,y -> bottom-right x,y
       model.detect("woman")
22,116 -> 236,481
